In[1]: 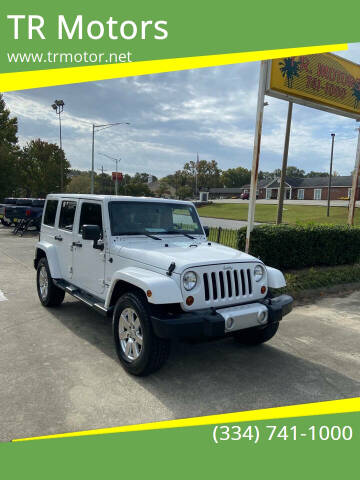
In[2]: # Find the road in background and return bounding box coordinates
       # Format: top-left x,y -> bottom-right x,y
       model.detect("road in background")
209,199 -> 359,206
1,226 -> 360,442
200,217 -> 260,229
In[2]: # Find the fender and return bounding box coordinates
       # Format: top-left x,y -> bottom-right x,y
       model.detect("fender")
266,266 -> 286,289
35,241 -> 62,278
105,267 -> 183,308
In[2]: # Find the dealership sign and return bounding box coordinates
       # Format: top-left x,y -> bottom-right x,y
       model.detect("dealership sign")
266,53 -> 360,119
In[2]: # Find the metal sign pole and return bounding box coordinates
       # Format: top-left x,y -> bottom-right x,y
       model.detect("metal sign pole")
326,133 -> 336,217
348,127 -> 360,225
245,60 -> 268,253
276,101 -> 293,224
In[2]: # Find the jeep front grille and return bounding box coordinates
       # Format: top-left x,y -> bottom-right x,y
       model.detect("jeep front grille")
203,268 -> 252,302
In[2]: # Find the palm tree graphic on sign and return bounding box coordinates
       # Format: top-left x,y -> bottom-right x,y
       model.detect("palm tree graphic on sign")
279,57 -> 301,88
352,82 -> 360,109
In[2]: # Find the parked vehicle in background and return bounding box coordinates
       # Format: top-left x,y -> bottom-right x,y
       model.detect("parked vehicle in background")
34,194 -> 293,376
15,199 -> 46,235
4,198 -> 28,225
240,192 -> 249,200
0,198 -> 45,232
1,198 -> 17,226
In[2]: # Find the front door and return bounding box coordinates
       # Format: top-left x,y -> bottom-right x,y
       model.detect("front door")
71,200 -> 105,296
57,199 -> 78,282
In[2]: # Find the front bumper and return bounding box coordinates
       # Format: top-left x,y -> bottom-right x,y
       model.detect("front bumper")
151,294 -> 293,339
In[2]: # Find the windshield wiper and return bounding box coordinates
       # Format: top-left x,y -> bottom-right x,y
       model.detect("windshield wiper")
163,230 -> 196,239
145,233 -> 162,240
117,232 -> 161,240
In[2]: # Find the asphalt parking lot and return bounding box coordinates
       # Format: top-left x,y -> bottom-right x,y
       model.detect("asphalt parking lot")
1,226 -> 360,442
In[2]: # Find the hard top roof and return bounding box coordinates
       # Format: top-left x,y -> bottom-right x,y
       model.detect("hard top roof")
46,194 -> 193,206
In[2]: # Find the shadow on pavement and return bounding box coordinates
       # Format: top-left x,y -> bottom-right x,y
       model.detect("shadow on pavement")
50,297 -> 360,418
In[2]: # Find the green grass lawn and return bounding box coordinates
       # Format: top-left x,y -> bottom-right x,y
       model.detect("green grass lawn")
198,203 -> 360,226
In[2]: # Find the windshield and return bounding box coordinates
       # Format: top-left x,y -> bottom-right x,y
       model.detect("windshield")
108,201 -> 204,236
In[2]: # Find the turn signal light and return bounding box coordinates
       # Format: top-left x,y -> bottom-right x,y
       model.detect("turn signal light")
146,290 -> 152,297
261,286 -> 266,294
186,296 -> 194,306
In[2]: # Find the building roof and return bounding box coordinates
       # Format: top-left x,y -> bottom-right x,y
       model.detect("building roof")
204,176 -> 354,195
265,176 -> 354,188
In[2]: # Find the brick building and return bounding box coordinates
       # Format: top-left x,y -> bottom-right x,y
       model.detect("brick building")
205,176 -> 359,201
254,176 -> 358,201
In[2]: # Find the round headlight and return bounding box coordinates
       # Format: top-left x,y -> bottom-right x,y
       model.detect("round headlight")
254,265 -> 264,282
183,271 -> 197,291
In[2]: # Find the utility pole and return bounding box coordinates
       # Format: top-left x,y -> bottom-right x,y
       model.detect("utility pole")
98,165 -> 105,194
348,127 -> 360,225
91,124 -> 95,194
51,99 -> 65,191
115,158 -> 119,196
276,101 -> 293,224
326,133 -> 336,217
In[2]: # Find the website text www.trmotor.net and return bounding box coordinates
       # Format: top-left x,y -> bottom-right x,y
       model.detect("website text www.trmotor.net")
6,51 -> 133,65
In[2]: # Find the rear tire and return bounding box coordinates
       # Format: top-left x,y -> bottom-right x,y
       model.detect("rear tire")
36,257 -> 65,307
113,292 -> 171,376
233,322 -> 279,346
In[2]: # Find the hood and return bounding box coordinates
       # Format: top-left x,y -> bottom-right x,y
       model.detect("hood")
112,237 -> 259,273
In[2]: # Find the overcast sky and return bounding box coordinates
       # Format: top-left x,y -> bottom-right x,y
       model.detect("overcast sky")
4,44 -> 360,178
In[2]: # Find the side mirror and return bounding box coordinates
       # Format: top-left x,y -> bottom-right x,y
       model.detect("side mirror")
82,224 -> 103,250
203,226 -> 209,237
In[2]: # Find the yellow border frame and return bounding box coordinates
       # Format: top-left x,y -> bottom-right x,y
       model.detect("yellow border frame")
1,44 -> 347,92
14,397 -> 360,442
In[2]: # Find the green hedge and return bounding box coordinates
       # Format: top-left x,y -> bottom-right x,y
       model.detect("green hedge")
237,224 -> 360,269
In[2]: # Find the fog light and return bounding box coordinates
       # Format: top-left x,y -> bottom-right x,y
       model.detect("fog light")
186,296 -> 194,306
261,285 -> 266,294
146,290 -> 152,297
257,310 -> 268,325
226,317 -> 234,329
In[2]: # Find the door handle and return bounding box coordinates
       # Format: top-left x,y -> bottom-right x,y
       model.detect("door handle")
72,241 -> 82,247
54,235 -> 63,241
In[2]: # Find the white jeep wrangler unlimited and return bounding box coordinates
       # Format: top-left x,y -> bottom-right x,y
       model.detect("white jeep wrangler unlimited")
34,194 -> 293,376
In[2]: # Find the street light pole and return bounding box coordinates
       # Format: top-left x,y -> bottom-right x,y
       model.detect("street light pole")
51,99 -> 65,191
90,122 -> 130,194
326,133 -> 335,217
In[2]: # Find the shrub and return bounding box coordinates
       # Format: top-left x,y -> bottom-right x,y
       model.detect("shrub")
237,224 -> 360,269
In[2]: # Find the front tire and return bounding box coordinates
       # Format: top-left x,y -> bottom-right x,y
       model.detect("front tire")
113,292 -> 171,376
233,322 -> 279,346
36,257 -> 65,307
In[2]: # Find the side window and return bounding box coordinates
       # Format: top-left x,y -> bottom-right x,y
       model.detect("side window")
43,200 -> 58,227
79,202 -> 103,233
59,201 -> 77,231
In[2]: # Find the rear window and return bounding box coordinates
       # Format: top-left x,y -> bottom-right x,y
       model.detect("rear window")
59,201 -> 77,231
43,200 -> 58,227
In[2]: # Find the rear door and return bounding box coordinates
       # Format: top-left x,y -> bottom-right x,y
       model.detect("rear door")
71,200 -> 106,296
56,200 -> 78,281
